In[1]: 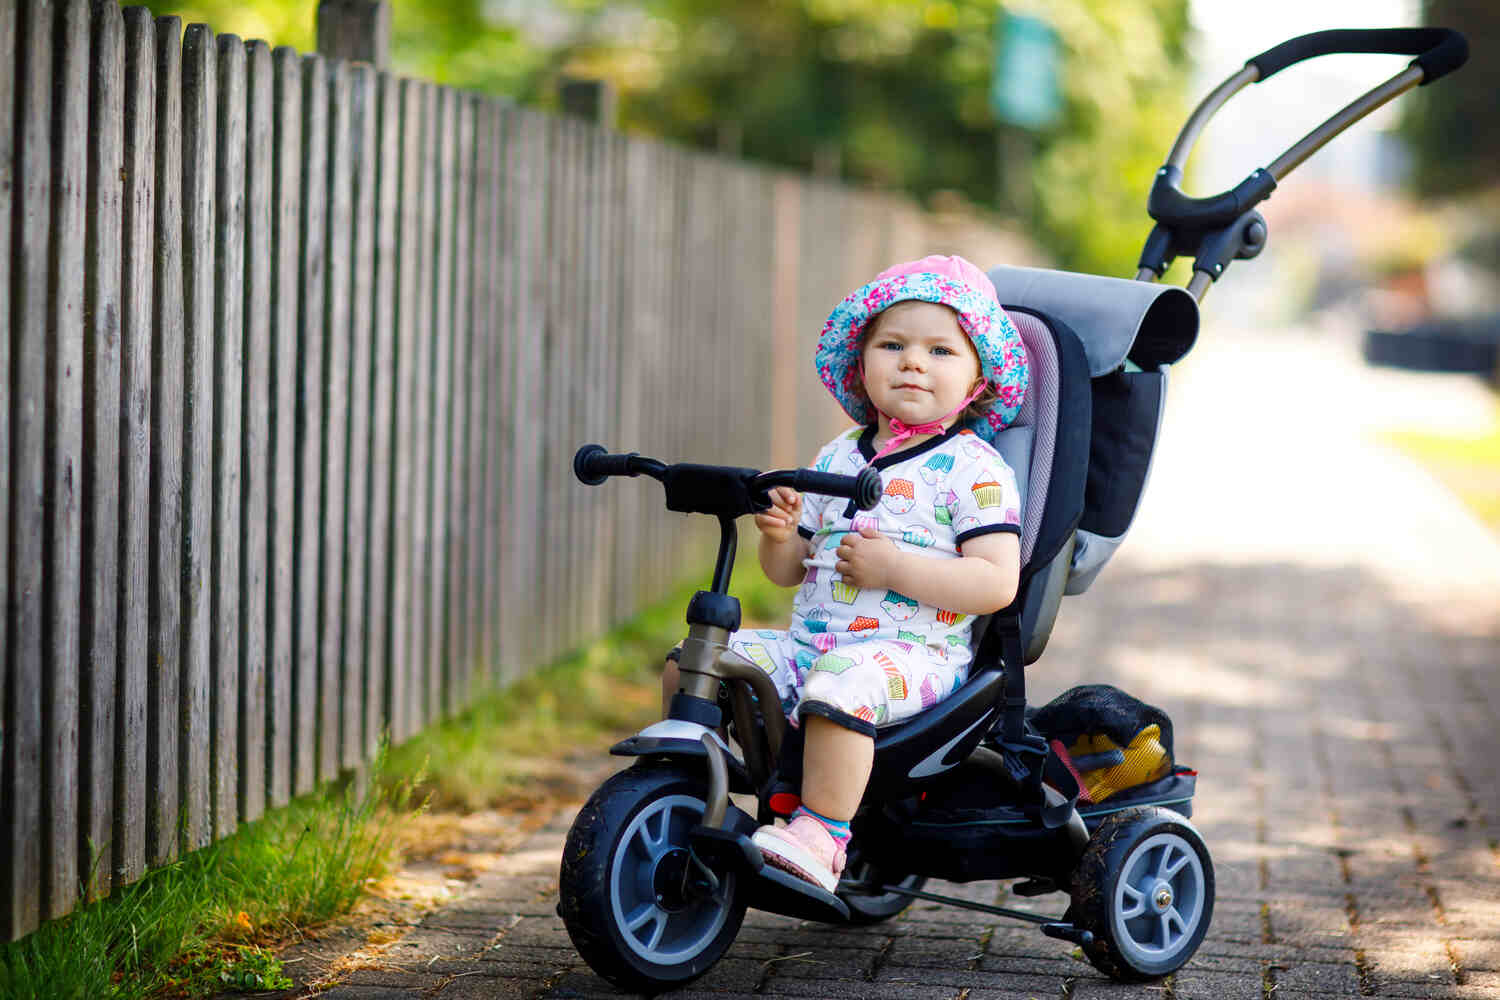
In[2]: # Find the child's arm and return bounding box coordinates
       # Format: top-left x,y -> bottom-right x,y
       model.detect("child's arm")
756,486 -> 812,587
835,525 -> 1019,615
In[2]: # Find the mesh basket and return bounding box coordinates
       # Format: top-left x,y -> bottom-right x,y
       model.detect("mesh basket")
1028,684 -> 1174,803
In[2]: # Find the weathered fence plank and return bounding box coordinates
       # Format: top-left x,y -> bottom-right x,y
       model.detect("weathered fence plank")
364,68 -> 400,753
2,0 -> 52,940
505,109 -> 545,682
240,38 -> 273,824
211,32 -> 245,840
388,77 -> 422,742
465,98 -> 494,685
490,105 -> 511,681
319,61 -> 352,781
42,0 -> 88,922
147,12 -> 183,869
180,22 -> 217,854
407,79 -> 437,732
427,85 -> 454,721
341,62 -> 376,766
82,0 -> 124,901
266,45 -> 301,807
115,2 -> 156,889
293,52 -> 327,794
444,93 -> 474,712
0,0 -> 13,931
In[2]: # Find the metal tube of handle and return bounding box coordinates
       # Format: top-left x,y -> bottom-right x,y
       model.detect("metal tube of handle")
1266,64 -> 1425,181
1164,66 -> 1259,171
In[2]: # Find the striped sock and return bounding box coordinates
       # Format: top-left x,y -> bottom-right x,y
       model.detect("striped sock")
793,805 -> 852,849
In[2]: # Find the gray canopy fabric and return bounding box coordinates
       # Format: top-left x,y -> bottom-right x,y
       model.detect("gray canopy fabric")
988,265 -> 1199,376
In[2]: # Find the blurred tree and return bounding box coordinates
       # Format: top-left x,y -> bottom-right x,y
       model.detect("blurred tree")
137,0 -> 1192,276
1401,0 -> 1498,199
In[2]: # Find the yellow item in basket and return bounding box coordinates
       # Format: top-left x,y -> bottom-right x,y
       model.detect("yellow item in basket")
1067,724 -> 1171,803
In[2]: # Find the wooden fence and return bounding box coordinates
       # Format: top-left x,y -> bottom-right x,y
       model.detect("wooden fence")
0,0 -> 1028,938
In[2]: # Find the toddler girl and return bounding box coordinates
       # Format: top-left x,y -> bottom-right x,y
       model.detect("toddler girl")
670,254 -> 1029,892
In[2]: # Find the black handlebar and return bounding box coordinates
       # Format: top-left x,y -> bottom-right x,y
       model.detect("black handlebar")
1248,27 -> 1468,86
573,444 -> 881,516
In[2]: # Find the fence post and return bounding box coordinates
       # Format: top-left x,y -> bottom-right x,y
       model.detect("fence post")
315,0 -> 389,69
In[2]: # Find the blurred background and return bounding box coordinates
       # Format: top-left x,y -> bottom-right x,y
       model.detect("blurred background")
140,0 -> 1500,530
133,0 -> 1497,311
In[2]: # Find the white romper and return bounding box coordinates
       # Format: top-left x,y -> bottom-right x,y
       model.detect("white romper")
727,424 -> 1022,734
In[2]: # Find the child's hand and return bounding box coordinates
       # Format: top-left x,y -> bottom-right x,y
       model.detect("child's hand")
755,487 -> 803,544
835,524 -> 898,589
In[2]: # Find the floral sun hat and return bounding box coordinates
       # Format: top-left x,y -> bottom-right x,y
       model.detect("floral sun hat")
814,254 -> 1029,444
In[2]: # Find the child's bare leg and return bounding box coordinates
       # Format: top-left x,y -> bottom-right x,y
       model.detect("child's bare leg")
799,715 -> 874,821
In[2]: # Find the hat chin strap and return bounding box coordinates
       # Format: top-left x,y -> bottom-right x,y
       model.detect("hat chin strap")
867,381 -> 986,464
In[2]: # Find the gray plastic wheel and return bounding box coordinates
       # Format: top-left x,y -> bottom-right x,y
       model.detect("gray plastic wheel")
1071,806 -> 1214,982
608,793 -> 737,964
559,766 -> 747,992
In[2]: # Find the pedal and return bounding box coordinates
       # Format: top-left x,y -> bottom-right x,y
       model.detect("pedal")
1011,878 -> 1057,897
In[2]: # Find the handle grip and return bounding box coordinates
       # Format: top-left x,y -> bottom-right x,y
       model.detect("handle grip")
1248,27 -> 1468,86
573,444 -> 640,486
787,466 -> 883,511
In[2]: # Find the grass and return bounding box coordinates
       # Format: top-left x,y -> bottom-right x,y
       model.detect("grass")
0,553 -> 797,998
0,745 -> 421,1000
1382,394 -> 1500,535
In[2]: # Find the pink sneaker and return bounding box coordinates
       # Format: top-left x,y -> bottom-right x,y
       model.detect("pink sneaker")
751,815 -> 846,893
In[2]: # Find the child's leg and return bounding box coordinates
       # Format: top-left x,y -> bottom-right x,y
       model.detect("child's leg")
799,715 -> 874,821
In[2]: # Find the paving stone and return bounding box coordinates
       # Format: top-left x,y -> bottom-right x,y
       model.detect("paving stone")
1271,958 -> 1362,994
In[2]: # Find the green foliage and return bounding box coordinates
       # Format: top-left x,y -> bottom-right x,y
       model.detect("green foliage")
138,0 -> 1191,276
0,746 -> 417,999
1401,0 -> 1500,198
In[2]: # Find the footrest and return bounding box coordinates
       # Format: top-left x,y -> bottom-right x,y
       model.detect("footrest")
688,826 -> 851,924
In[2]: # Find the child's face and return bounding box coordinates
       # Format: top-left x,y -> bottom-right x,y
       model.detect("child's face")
860,301 -> 982,429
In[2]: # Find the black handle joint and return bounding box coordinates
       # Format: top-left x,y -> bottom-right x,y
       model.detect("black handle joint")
1147,165 -> 1277,230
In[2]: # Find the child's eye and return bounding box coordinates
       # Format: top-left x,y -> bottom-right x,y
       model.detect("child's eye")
877,340 -> 903,351
932,346 -> 956,356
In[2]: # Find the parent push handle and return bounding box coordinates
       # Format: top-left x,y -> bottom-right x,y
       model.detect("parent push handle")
1247,28 -> 1468,86
1152,26 -> 1469,219
1138,26 -> 1468,297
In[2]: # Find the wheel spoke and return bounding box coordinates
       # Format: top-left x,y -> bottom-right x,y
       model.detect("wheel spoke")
624,902 -> 659,933
1166,906 -> 1187,939
1120,881 -> 1147,919
1155,844 -> 1177,881
644,911 -> 668,952
1163,852 -> 1191,881
641,806 -> 670,860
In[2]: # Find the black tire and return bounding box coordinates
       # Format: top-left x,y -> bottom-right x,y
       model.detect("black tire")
559,764 -> 747,993
1070,806 -> 1214,982
838,848 -> 926,926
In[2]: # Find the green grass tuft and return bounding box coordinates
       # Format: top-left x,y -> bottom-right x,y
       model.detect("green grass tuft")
1382,397 -> 1500,534
0,743 -> 420,999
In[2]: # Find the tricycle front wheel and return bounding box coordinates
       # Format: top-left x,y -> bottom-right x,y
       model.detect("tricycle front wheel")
559,764 -> 747,992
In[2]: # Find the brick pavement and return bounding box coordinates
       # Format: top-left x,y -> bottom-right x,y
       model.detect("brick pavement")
271,320 -> 1500,999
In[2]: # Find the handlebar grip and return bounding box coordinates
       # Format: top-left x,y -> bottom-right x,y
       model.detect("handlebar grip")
573,444 -> 638,486
1248,28 -> 1468,86
788,466 -> 884,511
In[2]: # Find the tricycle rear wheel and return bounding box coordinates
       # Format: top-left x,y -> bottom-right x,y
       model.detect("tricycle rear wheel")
559,764 -> 747,992
1070,806 -> 1214,982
